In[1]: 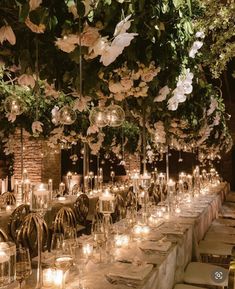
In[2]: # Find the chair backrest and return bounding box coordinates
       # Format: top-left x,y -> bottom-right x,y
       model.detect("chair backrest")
53,206 -> 76,234
73,194 -> 89,224
72,184 -> 79,195
125,188 -> 136,208
8,204 -> 30,241
16,212 -> 48,256
0,228 -> 8,242
113,193 -> 126,222
2,192 -> 16,205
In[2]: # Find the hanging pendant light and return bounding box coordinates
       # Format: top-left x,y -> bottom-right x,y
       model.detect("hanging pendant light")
59,106 -> 77,125
106,104 -> 125,127
89,106 -> 108,128
4,96 -> 25,115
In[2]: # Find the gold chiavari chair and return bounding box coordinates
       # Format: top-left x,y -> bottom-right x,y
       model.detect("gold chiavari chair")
52,206 -> 77,235
8,204 -> 30,241
2,192 -> 16,206
73,194 -> 89,225
16,213 -> 48,256
0,228 -> 8,242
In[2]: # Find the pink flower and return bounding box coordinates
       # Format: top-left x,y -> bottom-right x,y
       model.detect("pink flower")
120,78 -> 133,91
32,121 -> 43,134
25,17 -> 45,34
109,82 -> 124,93
114,93 -> 125,101
0,25 -> 16,45
81,26 -> 100,47
55,34 -> 78,53
45,82 -> 59,98
154,85 -> 170,102
87,125 -> 99,135
29,0 -> 42,11
18,74 -> 35,88
73,96 -> 91,112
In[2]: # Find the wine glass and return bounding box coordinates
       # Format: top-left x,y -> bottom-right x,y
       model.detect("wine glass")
50,233 -> 64,256
92,221 -> 105,263
15,247 -> 32,288
71,244 -> 91,289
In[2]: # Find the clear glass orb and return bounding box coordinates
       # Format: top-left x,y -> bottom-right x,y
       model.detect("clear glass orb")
59,106 -> 77,125
4,96 -> 25,115
106,104 -> 125,127
89,106 -> 108,128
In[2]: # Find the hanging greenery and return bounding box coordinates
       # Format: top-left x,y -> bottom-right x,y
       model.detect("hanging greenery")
0,0 -> 232,164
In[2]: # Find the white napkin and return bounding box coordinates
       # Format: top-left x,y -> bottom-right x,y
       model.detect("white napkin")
107,263 -> 153,281
139,240 -> 171,252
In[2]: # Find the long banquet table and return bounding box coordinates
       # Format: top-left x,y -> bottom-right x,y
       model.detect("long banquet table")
8,182 -> 230,289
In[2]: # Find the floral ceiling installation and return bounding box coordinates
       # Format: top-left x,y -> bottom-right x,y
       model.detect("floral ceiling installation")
0,0 -> 233,165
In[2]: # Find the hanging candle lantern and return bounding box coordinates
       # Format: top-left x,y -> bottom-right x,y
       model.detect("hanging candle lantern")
89,106 -> 108,128
58,106 -> 77,125
4,96 -> 25,115
106,104 -> 125,127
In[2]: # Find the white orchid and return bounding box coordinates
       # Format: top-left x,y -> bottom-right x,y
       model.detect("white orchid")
167,96 -> 179,111
189,40 -> 203,58
114,15 -> 132,37
100,32 -> 138,66
87,15 -> 137,66
195,31 -> 205,39
29,0 -> 42,11
154,85 -> 170,102
32,121 -> 43,134
0,25 -> 16,45
51,106 -> 60,125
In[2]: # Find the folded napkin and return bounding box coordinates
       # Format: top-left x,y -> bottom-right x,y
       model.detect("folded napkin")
139,240 -> 171,252
107,262 -> 153,281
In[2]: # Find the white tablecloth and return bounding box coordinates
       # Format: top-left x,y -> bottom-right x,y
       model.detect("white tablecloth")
16,182 -> 229,289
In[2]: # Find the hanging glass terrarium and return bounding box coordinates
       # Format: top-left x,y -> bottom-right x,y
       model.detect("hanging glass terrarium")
106,104 -> 125,127
58,106 -> 77,125
4,95 -> 25,115
89,106 -> 108,128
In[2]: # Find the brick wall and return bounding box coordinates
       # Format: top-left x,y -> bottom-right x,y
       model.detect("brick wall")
13,129 -> 61,187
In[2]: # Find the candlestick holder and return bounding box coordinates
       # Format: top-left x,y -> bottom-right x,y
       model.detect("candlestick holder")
98,189 -> 115,238
29,183 -> 51,289
67,172 -> 72,195
131,172 -> 140,217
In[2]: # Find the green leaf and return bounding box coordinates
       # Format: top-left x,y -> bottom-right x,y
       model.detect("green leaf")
19,2 -> 30,23
183,20 -> 193,35
76,1 -> 85,17
103,0 -> 112,5
173,0 -> 183,9
186,0 -> 192,16
161,3 -> 169,14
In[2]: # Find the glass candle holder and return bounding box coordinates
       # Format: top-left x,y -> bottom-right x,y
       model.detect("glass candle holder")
30,183 -> 52,213
43,268 -> 64,288
99,190 -> 115,214
0,242 -> 16,287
